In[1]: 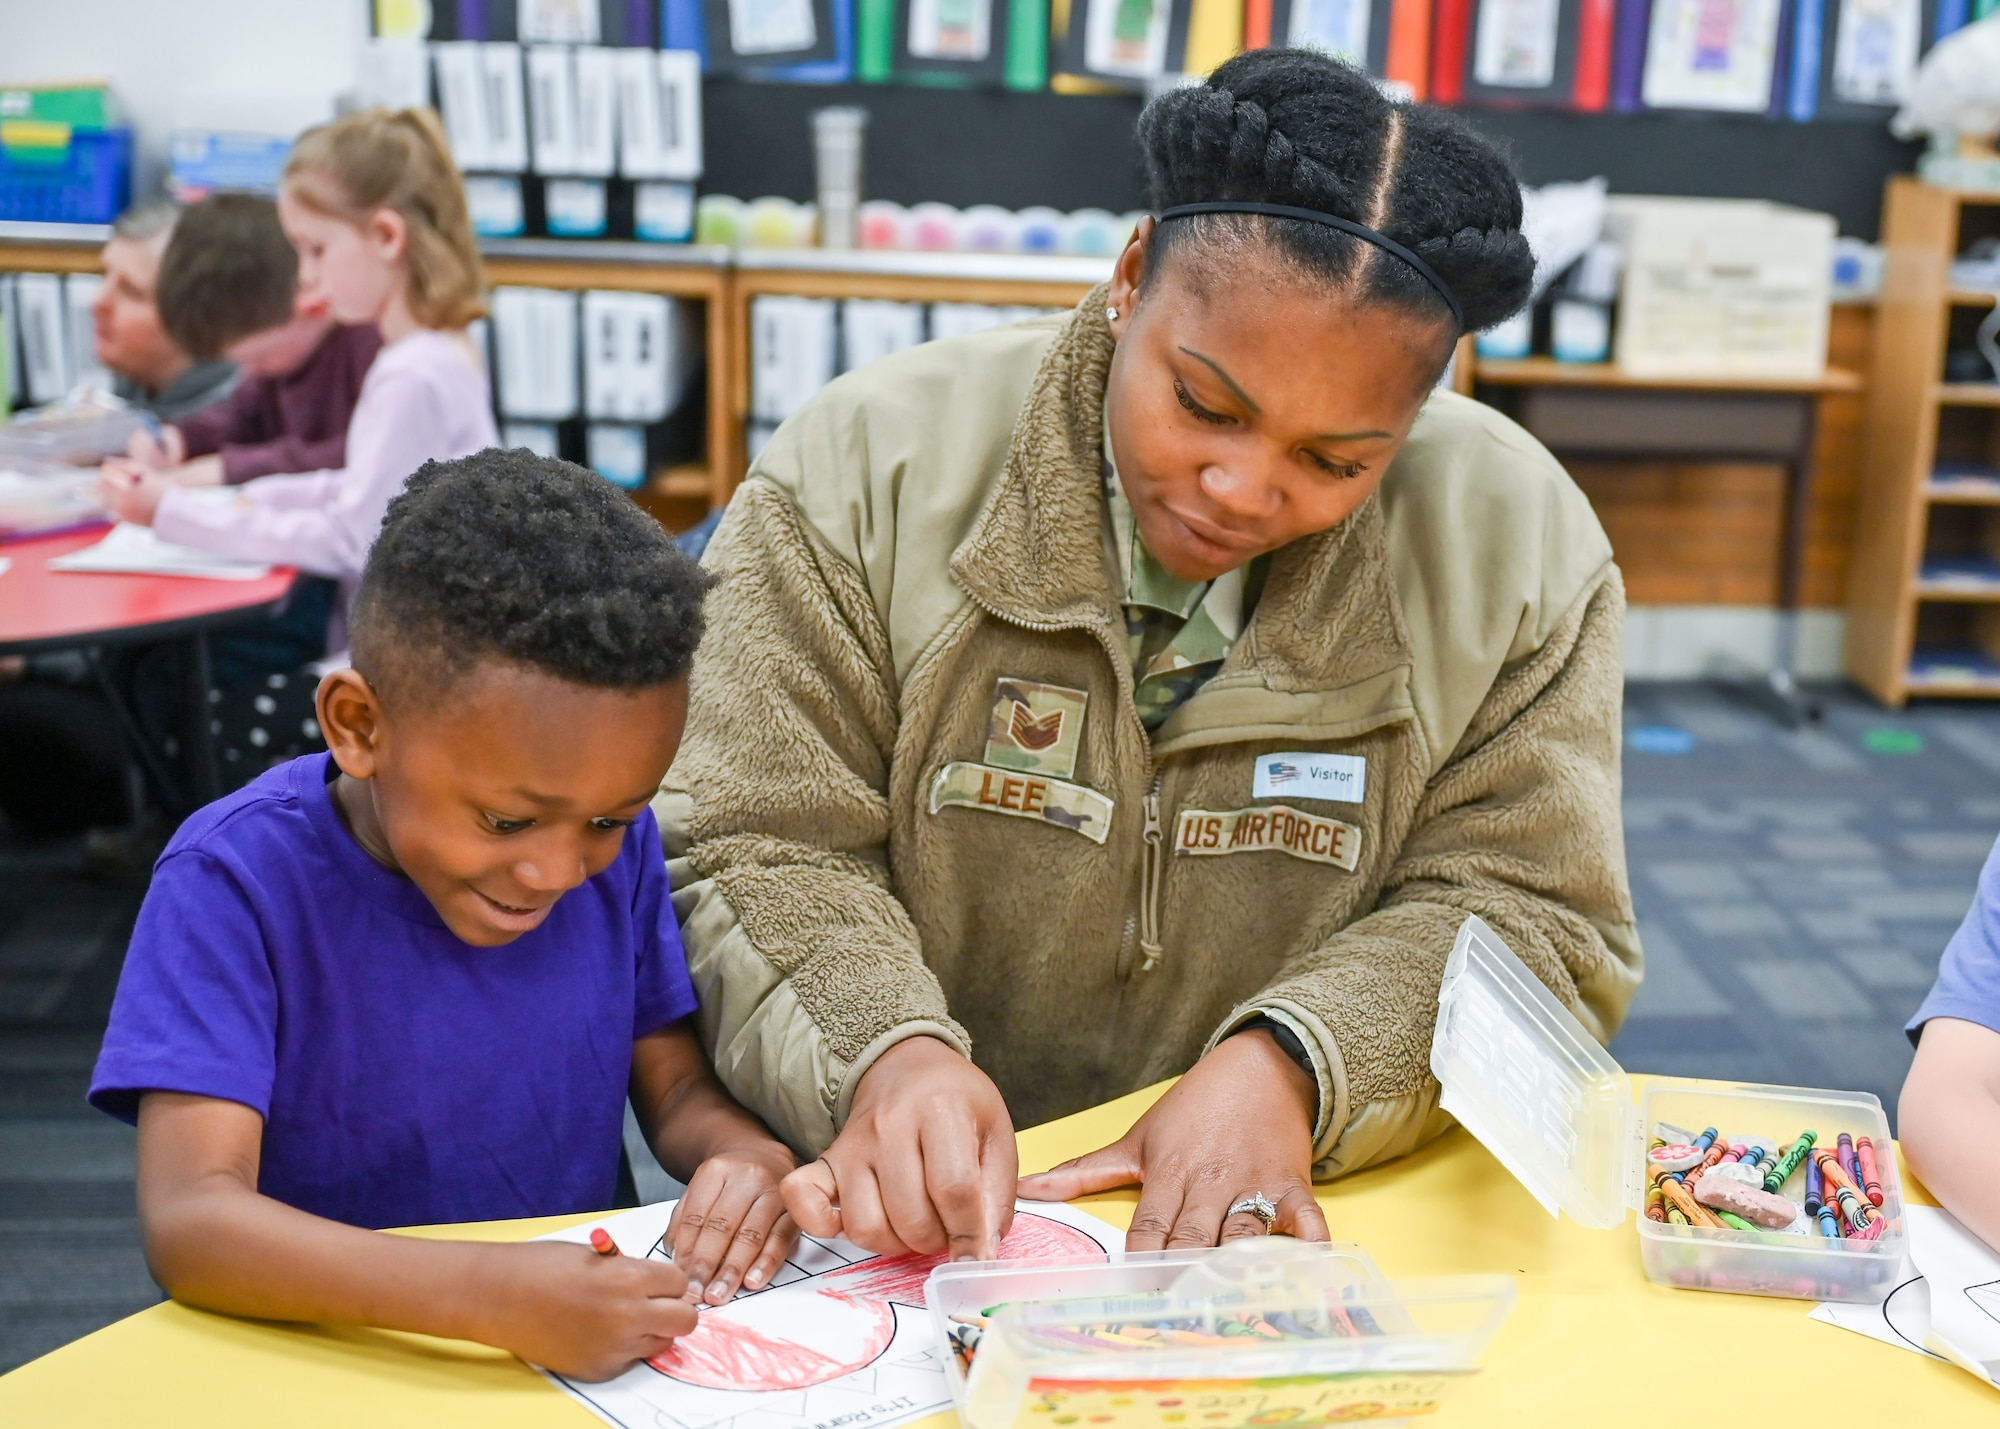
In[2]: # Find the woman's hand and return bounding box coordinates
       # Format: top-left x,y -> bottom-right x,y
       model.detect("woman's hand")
782,1036 -> 1017,1260
99,459 -> 172,526
1017,1027 -> 1329,1249
472,1240 -> 698,1382
668,1141 -> 799,1305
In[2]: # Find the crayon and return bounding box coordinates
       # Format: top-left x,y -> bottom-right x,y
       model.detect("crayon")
1837,1132 -> 1859,1188
1685,1140 -> 1730,1188
1764,1132 -> 1817,1191
1835,1185 -> 1875,1232
1719,1142 -> 1747,1165
1666,1205 -> 1690,1225
589,1227 -> 619,1256
1857,1138 -> 1884,1206
1716,1210 -> 1758,1231
1815,1205 -> 1841,1238
1812,1148 -> 1862,1203
1655,1169 -> 1726,1229
1646,1186 -> 1668,1222
1692,1127 -> 1723,1155
1805,1156 -> 1824,1215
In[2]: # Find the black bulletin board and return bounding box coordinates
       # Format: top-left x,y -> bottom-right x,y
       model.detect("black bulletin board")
698,78 -> 1921,239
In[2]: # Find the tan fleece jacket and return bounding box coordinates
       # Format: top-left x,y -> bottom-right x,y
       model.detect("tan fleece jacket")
660,292 -> 1642,1178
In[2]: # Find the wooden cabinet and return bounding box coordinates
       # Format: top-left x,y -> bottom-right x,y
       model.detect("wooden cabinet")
1844,178 -> 2000,703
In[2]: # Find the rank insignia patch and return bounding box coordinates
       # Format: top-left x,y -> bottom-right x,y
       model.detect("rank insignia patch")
983,678 -> 1089,780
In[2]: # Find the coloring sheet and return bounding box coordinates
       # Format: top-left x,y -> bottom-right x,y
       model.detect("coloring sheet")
1640,0 -> 1782,112
539,1198 -> 1124,1429
1809,1204 -> 2000,1391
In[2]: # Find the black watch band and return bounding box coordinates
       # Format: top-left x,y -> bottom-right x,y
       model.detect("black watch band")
1233,1014 -> 1318,1083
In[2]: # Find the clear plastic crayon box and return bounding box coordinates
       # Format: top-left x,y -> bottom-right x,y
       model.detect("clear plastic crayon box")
925,1240 -> 1516,1429
1430,917 -> 1910,1303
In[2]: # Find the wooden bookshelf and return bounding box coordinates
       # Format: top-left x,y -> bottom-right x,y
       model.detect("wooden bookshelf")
1845,177 -> 2000,705
726,249 -> 1110,499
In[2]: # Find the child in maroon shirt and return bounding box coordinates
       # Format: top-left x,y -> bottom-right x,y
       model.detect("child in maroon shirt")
112,193 -> 381,487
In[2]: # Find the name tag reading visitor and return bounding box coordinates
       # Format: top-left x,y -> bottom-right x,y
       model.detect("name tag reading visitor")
1253,751 -> 1367,803
1174,805 -> 1363,871
927,761 -> 1114,844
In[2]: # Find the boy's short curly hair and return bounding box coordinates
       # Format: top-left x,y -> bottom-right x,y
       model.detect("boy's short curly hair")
350,449 -> 713,702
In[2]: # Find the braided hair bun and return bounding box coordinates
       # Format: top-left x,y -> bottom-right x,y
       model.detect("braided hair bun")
1136,49 -> 1533,333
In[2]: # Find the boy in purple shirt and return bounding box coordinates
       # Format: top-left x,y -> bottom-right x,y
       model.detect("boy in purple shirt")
1901,831 -> 2000,1252
91,450 -> 796,1382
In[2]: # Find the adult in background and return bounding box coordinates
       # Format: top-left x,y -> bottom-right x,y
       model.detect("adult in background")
662,49 -> 1642,1259
93,201 -> 236,421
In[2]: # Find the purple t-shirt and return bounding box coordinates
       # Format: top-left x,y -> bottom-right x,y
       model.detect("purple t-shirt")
90,754 -> 696,1230
1908,831 -> 2000,1044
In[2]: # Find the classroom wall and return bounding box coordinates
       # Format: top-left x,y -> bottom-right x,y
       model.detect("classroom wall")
2,0 -> 367,198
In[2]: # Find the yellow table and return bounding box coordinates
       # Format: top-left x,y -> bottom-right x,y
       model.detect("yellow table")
2,1079 -> 1989,1424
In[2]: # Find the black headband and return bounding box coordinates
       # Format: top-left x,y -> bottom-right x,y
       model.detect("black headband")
1156,201 -> 1465,333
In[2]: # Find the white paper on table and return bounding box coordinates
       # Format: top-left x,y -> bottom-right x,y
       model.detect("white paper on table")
48,522 -> 274,580
537,1198 -> 1125,1429
1809,1204 -> 2000,1389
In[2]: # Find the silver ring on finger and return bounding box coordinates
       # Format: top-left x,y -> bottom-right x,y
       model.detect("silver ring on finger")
1226,1192 -> 1278,1232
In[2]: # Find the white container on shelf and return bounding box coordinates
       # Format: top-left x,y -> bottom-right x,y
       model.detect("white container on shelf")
1016,206 -> 1066,254
857,199 -> 910,249
908,202 -> 961,251
1432,916 -> 1909,1304
1607,196 -> 1834,379
1064,208 -> 1123,257
959,204 -> 1020,252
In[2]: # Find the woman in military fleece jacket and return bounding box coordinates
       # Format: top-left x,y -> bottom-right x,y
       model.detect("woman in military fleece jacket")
658,50 -> 1641,1271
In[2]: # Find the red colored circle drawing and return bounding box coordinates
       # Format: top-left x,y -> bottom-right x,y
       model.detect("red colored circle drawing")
648,1212 -> 1106,1392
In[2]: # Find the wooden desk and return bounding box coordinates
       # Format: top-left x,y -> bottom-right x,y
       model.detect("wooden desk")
0,1078 -> 1987,1425
1471,352 -> 1869,720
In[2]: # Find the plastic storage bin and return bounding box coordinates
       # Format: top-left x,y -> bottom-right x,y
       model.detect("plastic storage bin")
1431,916 -> 1909,1303
0,128 -> 132,224
926,1239 -> 1515,1429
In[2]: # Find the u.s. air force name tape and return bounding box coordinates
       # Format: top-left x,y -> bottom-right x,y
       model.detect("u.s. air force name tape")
1173,804 -> 1362,870
926,761 -> 1114,844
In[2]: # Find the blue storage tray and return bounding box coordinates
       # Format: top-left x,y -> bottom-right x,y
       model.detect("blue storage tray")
0,128 -> 133,224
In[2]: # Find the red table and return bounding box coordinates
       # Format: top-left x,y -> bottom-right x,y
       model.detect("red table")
1,527 -> 300,806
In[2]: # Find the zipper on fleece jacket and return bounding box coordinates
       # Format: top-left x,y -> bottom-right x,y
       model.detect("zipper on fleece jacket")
1137,778 -> 1164,972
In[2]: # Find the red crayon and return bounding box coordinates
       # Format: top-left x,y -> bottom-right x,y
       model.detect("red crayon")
589,1227 -> 620,1256
1856,1138 -> 1884,1207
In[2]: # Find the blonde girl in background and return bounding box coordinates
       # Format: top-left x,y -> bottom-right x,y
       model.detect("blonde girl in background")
103,108 -> 498,656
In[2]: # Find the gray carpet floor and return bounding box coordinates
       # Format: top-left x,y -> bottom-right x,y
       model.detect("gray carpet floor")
0,679 -> 1993,1374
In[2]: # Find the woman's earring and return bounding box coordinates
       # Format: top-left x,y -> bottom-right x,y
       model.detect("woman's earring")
1106,306 -> 1120,321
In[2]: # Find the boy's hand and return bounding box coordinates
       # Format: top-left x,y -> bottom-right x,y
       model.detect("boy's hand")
783,1036 -> 1017,1260
478,1240 -> 697,1383
126,425 -> 185,468
668,1142 -> 799,1305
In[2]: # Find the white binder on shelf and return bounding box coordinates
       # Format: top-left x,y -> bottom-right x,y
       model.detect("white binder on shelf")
491,286 -> 581,421
750,295 -> 837,424
1,275 -> 20,408
583,291 -> 687,423
573,47 -> 617,178
14,273 -> 69,406
527,46 -> 582,175
840,299 -> 925,373
614,48 -> 703,181
432,42 -> 494,169
520,0 -> 602,42
64,275 -> 110,394
357,38 -> 433,111
482,43 -> 530,171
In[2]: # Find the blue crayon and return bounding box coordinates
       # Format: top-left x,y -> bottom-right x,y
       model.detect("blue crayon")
1692,1127 -> 1722,1154
1815,1206 -> 1841,1238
